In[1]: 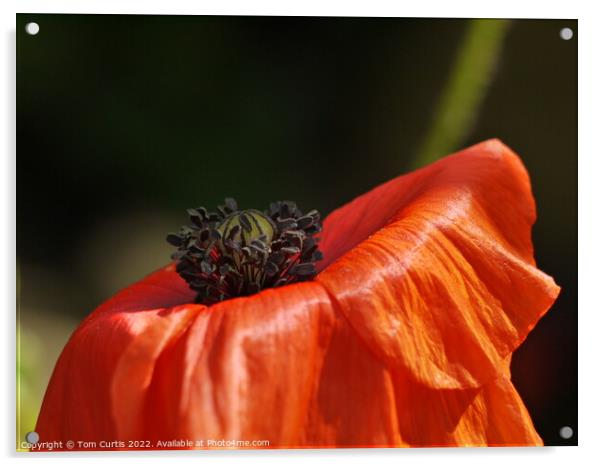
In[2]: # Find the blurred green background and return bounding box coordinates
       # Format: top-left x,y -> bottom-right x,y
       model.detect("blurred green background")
16,15 -> 577,446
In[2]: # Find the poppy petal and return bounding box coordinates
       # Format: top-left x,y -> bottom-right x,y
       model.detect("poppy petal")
302,306 -> 405,447
391,368 -> 542,446
116,281 -> 337,447
35,265 -> 201,445
317,139 -> 560,389
479,374 -> 543,446
36,262 -> 545,448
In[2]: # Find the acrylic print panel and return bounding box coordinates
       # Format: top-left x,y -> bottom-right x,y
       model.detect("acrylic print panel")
16,14 -> 577,450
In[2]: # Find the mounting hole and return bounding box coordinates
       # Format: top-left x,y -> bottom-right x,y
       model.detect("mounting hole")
559,27 -> 573,40
25,22 -> 40,36
25,431 -> 39,444
559,426 -> 574,439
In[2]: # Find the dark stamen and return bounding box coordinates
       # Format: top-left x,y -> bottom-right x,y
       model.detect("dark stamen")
166,198 -> 323,304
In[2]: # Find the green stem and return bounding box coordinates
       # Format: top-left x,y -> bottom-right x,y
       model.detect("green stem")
411,19 -> 511,168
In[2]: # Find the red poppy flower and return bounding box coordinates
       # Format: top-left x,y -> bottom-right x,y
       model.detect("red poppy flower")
35,139 -> 559,449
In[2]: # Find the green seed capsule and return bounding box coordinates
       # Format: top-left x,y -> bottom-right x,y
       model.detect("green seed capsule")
217,209 -> 276,246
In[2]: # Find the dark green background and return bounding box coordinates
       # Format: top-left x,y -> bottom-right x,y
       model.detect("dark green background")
17,14 -> 577,446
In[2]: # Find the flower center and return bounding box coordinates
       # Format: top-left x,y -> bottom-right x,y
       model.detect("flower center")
166,198 -> 323,304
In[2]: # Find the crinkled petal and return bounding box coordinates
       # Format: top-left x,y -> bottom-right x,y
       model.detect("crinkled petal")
301,305 -> 405,447
317,139 -> 560,389
36,269 -> 340,449
130,281 -> 335,447
390,357 -> 542,446
35,265 -> 201,447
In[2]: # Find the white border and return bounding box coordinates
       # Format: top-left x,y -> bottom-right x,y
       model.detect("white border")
2,1 -> 598,465
6,0 -> 584,18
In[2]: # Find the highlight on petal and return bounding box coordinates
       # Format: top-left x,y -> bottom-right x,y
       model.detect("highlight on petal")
126,281 -> 335,447
317,139 -> 560,389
